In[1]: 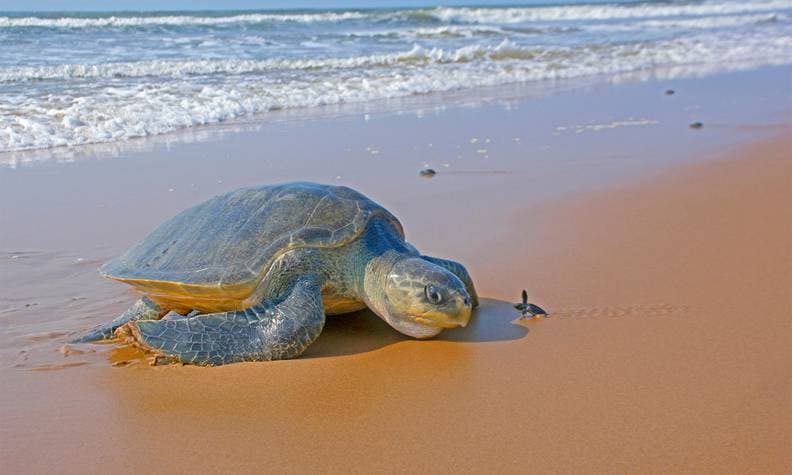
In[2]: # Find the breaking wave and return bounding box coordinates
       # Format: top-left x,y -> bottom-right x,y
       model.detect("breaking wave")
2,0 -> 791,153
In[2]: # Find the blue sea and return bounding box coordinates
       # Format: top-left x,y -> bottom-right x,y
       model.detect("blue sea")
1,0 -> 791,152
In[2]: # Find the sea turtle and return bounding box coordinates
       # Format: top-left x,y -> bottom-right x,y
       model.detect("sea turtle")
71,182 -> 478,366
515,290 -> 548,318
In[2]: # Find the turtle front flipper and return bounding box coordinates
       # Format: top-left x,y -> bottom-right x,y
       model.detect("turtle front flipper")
117,275 -> 326,366
421,255 -> 479,308
71,296 -> 167,343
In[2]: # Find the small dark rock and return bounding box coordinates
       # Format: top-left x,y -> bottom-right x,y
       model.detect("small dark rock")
665,89 -> 675,95
419,168 -> 436,178
689,122 -> 703,129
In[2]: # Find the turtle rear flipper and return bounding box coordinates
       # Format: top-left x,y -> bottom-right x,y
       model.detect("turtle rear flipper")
71,296 -> 167,343
117,275 -> 325,366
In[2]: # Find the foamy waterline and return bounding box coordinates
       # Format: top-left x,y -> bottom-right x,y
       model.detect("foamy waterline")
0,42 -> 560,82
2,1 -> 791,154
3,34 -> 791,153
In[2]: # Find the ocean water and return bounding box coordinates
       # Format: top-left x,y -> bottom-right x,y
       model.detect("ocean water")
1,0 -> 791,152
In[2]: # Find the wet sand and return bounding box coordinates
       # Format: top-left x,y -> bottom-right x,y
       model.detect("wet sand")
1,67 -> 791,473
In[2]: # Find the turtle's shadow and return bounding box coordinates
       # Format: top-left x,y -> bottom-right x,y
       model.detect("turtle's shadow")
303,298 -> 528,359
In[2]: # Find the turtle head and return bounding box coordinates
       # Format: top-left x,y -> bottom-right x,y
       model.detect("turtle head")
368,256 -> 472,339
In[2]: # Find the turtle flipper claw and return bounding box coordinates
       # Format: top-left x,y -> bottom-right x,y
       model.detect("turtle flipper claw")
71,297 -> 167,343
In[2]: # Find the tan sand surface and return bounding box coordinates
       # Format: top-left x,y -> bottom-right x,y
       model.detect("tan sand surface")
1,135 -> 789,473
1,67 -> 791,473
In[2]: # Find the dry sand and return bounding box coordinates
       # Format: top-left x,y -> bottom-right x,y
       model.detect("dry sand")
1,68 -> 791,473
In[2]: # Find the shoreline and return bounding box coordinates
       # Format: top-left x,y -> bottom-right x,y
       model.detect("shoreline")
2,64 -> 789,167
1,66 -> 790,472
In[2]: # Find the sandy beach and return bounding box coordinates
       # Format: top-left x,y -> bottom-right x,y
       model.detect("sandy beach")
1,64 -> 791,473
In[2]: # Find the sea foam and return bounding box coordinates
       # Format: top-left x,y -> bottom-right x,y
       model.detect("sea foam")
0,11 -> 368,28
2,0 -> 791,154
425,1 -> 792,24
3,32 -> 790,153
2,1 -> 789,28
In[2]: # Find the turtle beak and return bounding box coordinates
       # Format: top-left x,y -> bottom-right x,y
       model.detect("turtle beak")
413,298 -> 471,329
458,293 -> 473,327
458,301 -> 472,328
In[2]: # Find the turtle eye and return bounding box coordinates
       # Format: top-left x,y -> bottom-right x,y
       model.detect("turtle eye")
424,284 -> 443,304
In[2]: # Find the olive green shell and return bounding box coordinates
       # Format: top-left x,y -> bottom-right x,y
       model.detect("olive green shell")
100,182 -> 404,292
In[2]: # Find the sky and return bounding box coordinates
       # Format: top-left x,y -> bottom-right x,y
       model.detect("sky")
0,0 -> 552,12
